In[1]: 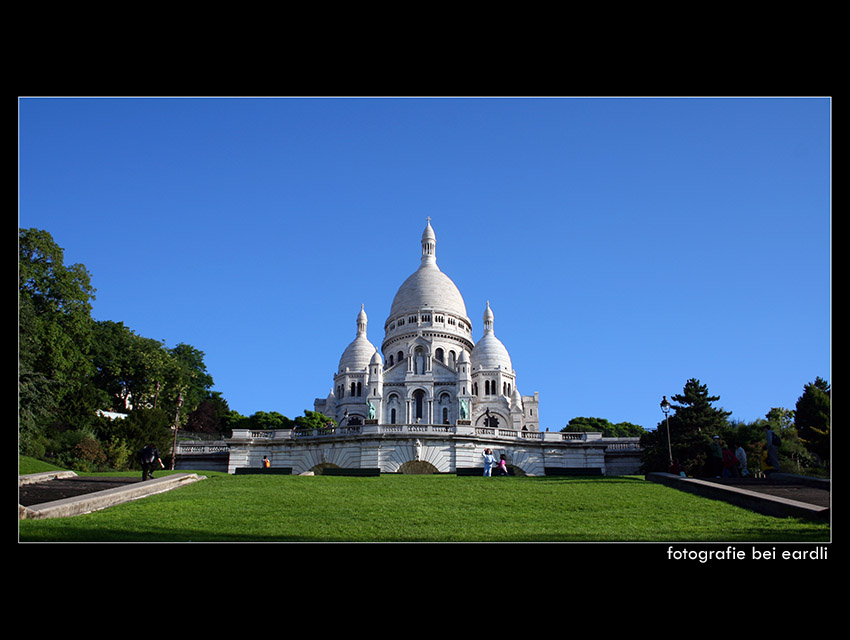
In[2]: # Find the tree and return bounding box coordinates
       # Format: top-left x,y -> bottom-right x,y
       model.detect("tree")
250,411 -> 295,430
563,417 -> 646,437
168,343 -> 215,418
19,228 -> 96,452
113,407 -> 174,467
640,378 -> 731,475
185,392 -> 232,436
795,377 -> 830,462
89,320 -> 168,412
295,410 -> 336,430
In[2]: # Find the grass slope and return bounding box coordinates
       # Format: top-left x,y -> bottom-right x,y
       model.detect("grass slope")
18,469 -> 830,543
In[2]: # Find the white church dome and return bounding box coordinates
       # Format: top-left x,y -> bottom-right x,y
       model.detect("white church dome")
338,305 -> 376,372
388,218 -> 468,320
470,301 -> 512,371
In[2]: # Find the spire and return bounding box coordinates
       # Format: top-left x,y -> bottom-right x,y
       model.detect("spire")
483,300 -> 494,334
421,217 -> 436,264
357,304 -> 368,336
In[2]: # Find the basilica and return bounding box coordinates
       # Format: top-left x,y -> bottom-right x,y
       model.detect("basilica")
222,220 -> 641,476
314,219 -> 540,432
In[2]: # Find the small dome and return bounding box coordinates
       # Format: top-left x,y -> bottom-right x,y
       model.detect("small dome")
338,306 -> 376,372
470,302 -> 512,371
370,349 -> 383,366
511,387 -> 523,408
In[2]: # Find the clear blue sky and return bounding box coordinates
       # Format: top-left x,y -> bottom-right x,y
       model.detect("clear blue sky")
18,96 -> 831,432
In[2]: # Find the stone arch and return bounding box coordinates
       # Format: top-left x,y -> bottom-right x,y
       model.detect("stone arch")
310,462 -> 341,474
474,409 -> 509,428
398,460 -> 439,474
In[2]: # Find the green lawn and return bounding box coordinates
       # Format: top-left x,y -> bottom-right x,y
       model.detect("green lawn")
18,466 -> 830,543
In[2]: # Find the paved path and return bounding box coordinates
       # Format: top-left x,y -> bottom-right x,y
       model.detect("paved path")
646,472 -> 829,520
19,471 -> 204,519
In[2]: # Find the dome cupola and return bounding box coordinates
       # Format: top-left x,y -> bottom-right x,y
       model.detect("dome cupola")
338,305 -> 376,373
387,218 -> 469,321
470,301 -> 512,372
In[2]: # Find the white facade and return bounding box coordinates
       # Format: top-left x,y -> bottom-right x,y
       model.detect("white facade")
225,219 -> 643,475
315,218 -> 540,433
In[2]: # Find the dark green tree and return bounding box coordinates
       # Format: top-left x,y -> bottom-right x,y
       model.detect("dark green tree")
563,417 -> 646,437
167,343 -> 215,421
114,407 -> 174,468
795,377 -> 830,462
640,378 -> 731,475
19,228 -> 96,453
185,392 -> 231,436
250,411 -> 294,430
90,320 -> 169,412
295,410 -> 336,430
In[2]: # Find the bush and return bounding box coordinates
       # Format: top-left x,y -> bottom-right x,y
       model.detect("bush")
103,436 -> 133,471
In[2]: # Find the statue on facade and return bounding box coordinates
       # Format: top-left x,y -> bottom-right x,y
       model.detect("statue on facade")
459,398 -> 469,420
367,400 -> 376,420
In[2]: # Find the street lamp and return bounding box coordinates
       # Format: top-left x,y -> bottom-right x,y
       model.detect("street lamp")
660,395 -> 672,469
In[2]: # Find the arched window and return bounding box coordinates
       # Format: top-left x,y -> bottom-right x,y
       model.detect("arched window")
350,382 -> 356,397
388,354 -> 394,366
413,390 -> 426,421
435,348 -> 444,363
357,381 -> 362,397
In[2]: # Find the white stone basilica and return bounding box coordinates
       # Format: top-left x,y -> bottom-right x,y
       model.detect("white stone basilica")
314,218 -> 540,433
223,219 -> 642,476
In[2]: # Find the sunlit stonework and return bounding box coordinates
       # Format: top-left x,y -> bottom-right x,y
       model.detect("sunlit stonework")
221,220 -> 642,475
315,218 -> 540,432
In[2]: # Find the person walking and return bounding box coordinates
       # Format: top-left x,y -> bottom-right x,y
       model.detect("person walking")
139,444 -> 163,481
497,454 -> 509,476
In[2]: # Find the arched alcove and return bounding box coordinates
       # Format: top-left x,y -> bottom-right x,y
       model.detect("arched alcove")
398,460 -> 439,474
311,462 -> 341,474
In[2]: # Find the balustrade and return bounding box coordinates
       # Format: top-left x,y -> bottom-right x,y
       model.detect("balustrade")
227,426 -> 640,448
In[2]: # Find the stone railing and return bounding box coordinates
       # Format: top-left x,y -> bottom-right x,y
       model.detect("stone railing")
176,442 -> 230,454
227,427 -> 639,448
603,439 -> 643,451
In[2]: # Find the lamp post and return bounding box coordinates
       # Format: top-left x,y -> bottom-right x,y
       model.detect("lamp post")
660,395 -> 672,469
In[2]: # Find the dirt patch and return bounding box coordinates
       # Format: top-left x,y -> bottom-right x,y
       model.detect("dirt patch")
701,477 -> 830,508
18,476 -> 145,507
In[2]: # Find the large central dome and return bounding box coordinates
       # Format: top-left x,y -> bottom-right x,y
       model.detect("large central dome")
388,219 -> 468,320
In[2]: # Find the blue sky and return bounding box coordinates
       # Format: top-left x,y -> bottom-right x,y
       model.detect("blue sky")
18,96 -> 831,432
